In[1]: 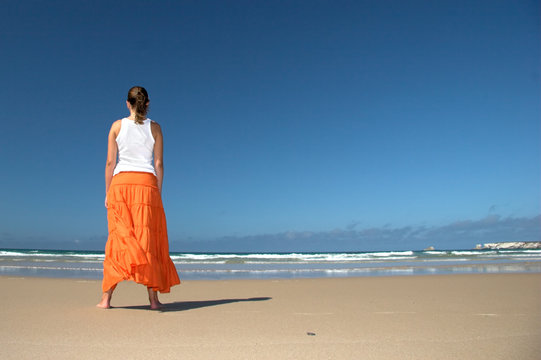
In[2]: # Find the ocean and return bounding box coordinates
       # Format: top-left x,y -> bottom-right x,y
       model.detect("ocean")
1,248 -> 541,280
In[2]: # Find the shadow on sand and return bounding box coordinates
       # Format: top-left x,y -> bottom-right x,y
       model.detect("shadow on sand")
113,297 -> 272,312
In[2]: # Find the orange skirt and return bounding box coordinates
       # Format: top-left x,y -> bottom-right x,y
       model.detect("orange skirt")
102,171 -> 180,293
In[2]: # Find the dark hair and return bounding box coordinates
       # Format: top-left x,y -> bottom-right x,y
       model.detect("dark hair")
127,86 -> 149,124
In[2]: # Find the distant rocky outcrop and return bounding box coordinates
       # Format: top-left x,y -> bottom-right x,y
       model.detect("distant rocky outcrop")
475,242 -> 541,250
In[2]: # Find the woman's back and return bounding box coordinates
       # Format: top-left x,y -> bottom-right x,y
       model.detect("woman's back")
113,118 -> 156,176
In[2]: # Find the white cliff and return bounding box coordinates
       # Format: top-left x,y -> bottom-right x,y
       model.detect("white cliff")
475,242 -> 541,250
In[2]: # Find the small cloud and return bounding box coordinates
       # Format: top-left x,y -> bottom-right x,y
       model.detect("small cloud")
285,231 -> 296,239
346,221 -> 361,231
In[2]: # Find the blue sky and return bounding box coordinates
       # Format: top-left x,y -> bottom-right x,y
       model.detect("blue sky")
1,0 -> 539,251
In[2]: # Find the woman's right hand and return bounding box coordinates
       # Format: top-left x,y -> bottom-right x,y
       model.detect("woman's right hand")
104,196 -> 108,208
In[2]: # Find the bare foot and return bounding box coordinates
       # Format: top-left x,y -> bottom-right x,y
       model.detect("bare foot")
96,290 -> 113,309
148,288 -> 163,310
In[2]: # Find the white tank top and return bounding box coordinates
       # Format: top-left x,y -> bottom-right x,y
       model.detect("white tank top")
113,118 -> 156,176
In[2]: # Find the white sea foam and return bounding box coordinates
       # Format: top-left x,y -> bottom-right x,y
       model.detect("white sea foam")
451,251 -> 497,256
424,251 -> 449,255
65,254 -> 104,259
169,251 -> 418,264
0,251 -> 32,257
0,250 -> 104,260
370,251 -> 414,257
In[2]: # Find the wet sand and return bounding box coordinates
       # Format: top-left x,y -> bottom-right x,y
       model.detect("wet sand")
1,274 -> 540,359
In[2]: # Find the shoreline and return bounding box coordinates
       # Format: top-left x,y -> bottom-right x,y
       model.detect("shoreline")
2,273 -> 540,359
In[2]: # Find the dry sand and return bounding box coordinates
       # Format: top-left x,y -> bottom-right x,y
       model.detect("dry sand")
1,274 -> 540,359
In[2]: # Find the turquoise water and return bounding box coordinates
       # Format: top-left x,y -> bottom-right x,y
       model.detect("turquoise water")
1,248 -> 541,280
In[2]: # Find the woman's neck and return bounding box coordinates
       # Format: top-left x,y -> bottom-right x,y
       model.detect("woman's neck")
127,113 -> 145,121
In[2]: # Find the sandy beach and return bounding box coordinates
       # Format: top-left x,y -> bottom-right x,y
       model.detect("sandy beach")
1,274 -> 540,359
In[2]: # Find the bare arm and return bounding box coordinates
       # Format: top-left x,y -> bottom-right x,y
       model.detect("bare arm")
151,121 -> 164,194
105,120 -> 121,207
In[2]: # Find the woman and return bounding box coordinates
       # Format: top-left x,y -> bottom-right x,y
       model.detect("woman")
97,86 -> 180,310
